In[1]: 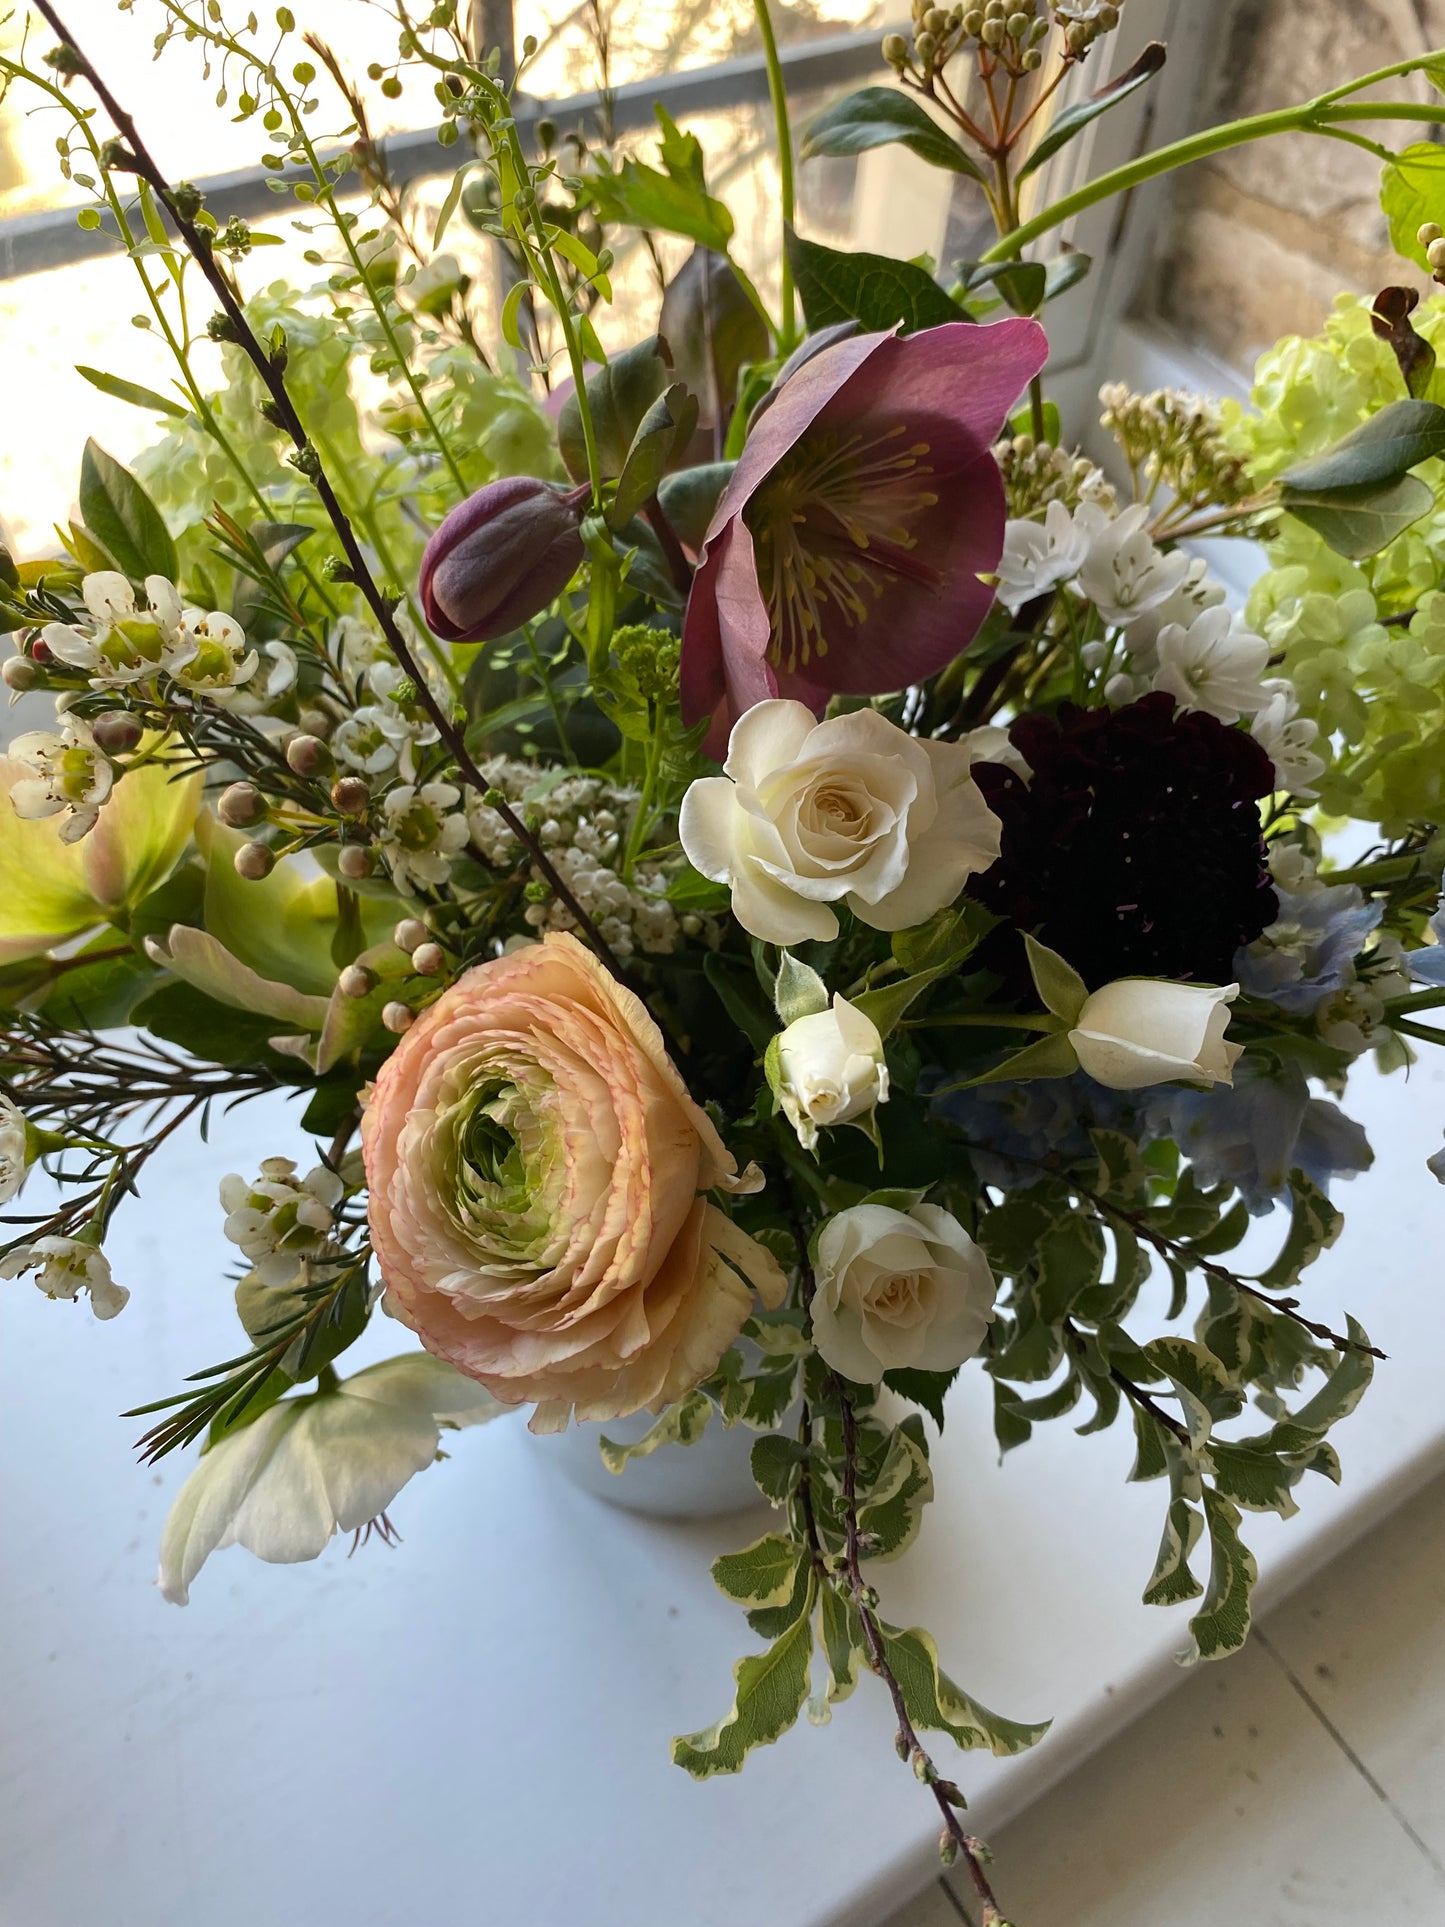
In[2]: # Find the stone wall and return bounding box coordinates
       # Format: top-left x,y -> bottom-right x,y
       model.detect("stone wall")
1140,0 -> 1445,370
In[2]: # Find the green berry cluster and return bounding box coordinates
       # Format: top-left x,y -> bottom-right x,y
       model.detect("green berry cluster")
883,0 -> 1053,82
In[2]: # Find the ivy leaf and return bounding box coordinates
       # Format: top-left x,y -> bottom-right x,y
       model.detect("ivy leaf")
79,439 -> 178,580
1185,1490 -> 1258,1663
801,86 -> 986,180
671,1580 -> 816,1777
711,1533 -> 807,1610
599,1390 -> 711,1472
1380,141 -> 1445,270
786,225 -> 968,335
877,1621 -> 1050,1755
1019,39 -> 1167,179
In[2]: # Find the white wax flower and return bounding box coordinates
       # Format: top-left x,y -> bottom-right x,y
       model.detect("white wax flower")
775,994 -> 889,1151
169,608 -> 257,694
1070,979 -> 1242,1091
219,1157 -> 345,1288
679,700 -> 1001,946
1151,605 -> 1272,724
994,500 -> 1092,612
222,639 -> 297,719
1077,503 -> 1192,629
157,1353 -> 504,1603
0,1235 -> 128,1318
42,571 -> 194,688
1251,686 -> 1326,800
378,780 -> 470,895
811,1201 -> 995,1384
0,1095 -> 30,1204
7,715 -> 114,842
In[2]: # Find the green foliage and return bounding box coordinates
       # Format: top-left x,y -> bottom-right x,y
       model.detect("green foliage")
599,1391 -> 711,1472
877,1622 -> 1050,1755
559,335 -> 672,485
1017,40 -> 1167,180
76,366 -> 188,420
785,226 -> 967,335
583,108 -> 735,253
672,1574 -> 816,1777
801,87 -> 985,179
1380,141 -> 1445,270
79,440 -> 178,581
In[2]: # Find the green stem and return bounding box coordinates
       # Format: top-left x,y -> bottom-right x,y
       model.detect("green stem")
621,711 -> 665,882
753,0 -> 797,350
523,621 -> 577,763
903,1011 -> 1056,1030
1387,986 -> 1445,1015
981,93 -> 1445,264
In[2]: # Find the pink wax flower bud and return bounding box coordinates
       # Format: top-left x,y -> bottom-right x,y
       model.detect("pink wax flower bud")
419,476 -> 587,642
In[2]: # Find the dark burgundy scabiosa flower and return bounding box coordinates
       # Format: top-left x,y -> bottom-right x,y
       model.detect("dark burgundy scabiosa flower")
970,692 -> 1278,989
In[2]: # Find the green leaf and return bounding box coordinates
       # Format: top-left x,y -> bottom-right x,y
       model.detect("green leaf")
963,1029 -> 1079,1088
774,949 -> 830,1025
786,225 -> 967,336
559,335 -> 673,485
1035,1215 -> 1106,1323
854,1424 -> 934,1562
585,108 -> 734,252
1044,249 -> 1093,302
672,1583 -> 816,1776
1092,1128 -> 1150,1204
1128,1403 -> 1171,1483
76,365 -> 188,419
1185,1489 -> 1258,1663
1206,1444 -> 1302,1520
1254,1174 -> 1343,1291
609,381 -> 700,528
1381,140 -> 1445,270
711,1533 -> 807,1610
882,1366 -> 959,1431
666,863 -> 733,913
801,86 -> 986,179
1142,1492 -> 1204,1607
1024,933 -> 1087,1023
1238,1319 -> 1374,1457
877,1621 -> 1050,1755
1146,1336 -> 1245,1443
78,439 -> 177,580
1282,475 -> 1436,560
978,1194 -> 1058,1271
751,1432 -> 808,1503
599,1390 -> 711,1472
1018,40 -> 1167,179
657,461 -> 735,550
816,1582 -> 866,1712
1279,398 -> 1445,492
657,248 -> 769,439
131,981 -> 301,1068
857,904 -> 995,1035
704,951 -> 776,1052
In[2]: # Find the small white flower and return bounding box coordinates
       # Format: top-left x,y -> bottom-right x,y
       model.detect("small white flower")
994,500 -> 1092,612
1076,503 -> 1192,628
679,700 -> 1001,946
332,704 -> 412,776
221,639 -> 297,717
1069,979 -> 1242,1091
169,608 -> 257,694
1251,686 -> 1326,800
7,715 -> 114,842
157,1353 -> 504,1603
0,1096 -> 30,1205
42,570 -> 194,688
0,1235 -> 128,1318
773,994 -> 889,1152
1268,838 -> 1324,896
1123,555 -> 1227,663
378,781 -> 469,896
811,1200 -> 995,1384
219,1157 -> 344,1288
1151,605 -> 1272,724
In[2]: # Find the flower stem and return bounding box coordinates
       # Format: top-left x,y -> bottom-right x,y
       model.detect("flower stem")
753,0 -> 797,350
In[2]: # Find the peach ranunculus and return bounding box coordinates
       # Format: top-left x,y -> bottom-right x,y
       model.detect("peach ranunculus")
362,931 -> 786,1430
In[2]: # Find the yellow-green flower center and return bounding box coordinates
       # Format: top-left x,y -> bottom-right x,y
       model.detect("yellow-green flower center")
743,426 -> 939,673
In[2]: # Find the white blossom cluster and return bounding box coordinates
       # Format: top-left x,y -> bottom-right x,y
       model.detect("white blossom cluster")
996,498 -> 1326,799
328,614 -> 442,783
219,1157 -> 343,1289
42,571 -> 256,696
468,758 -> 721,959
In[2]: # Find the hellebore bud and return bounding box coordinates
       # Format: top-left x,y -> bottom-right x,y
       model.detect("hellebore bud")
419,476 -> 587,643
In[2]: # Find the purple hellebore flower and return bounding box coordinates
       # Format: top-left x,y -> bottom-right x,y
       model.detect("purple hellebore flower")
679,318 -> 1049,753
419,476 -> 587,643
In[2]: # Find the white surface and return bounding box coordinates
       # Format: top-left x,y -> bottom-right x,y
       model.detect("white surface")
885,1470 -> 1445,1926
2,1054 -> 1444,1927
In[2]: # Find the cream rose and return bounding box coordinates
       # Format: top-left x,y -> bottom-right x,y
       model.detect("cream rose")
362,931 -> 785,1429
678,700 -> 1002,946
1069,979 -> 1242,1091
811,1201 -> 995,1385
774,995 -> 889,1151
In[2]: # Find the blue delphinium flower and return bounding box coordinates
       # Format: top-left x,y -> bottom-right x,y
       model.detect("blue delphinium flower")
1406,883 -> 1445,988
1145,1058 -> 1372,1214
1235,884 -> 1382,1015
936,1072 -> 1140,1189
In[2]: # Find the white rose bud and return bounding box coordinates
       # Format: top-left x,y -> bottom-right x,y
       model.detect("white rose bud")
1068,979 -> 1242,1091
811,1201 -> 995,1385
773,995 -> 889,1152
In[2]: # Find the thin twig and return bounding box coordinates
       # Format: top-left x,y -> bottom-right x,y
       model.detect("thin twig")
35,2 -> 633,991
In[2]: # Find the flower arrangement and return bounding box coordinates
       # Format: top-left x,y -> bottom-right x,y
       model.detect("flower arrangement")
5,2 -> 1445,1914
